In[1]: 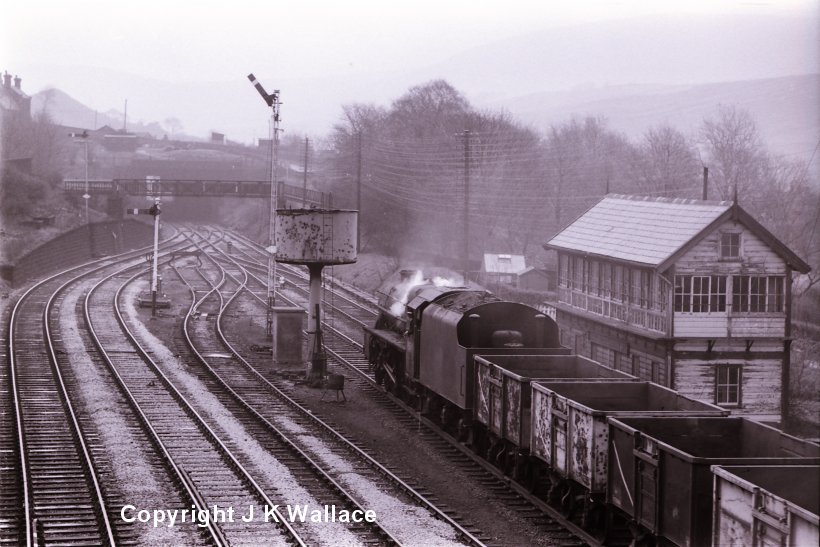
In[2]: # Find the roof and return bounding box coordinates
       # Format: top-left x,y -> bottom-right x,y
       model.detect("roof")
518,266 -> 548,277
483,253 -> 526,274
545,194 -> 810,273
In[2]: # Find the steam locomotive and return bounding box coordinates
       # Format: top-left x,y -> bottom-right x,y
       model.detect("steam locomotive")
363,270 -> 562,437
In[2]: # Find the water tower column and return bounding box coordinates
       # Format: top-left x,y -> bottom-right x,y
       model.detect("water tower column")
274,209 -> 358,384
307,263 -> 326,379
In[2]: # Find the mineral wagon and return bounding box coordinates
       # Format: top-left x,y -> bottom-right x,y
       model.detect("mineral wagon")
711,465 -> 819,547
608,417 -> 820,546
473,354 -> 634,466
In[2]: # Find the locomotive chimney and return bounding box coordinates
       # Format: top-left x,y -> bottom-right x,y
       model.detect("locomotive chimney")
534,314 -> 546,347
399,269 -> 414,282
468,314 -> 481,347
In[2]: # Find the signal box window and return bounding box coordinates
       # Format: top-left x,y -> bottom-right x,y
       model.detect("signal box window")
720,232 -> 741,259
674,275 -> 726,312
732,276 -> 784,313
715,364 -> 742,407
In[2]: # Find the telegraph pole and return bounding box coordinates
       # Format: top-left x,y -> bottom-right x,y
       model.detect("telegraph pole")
460,129 -> 471,282
356,131 -> 362,252
302,137 -> 309,207
248,73 -> 282,336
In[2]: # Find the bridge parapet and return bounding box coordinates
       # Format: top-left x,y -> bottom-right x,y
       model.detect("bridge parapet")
63,178 -> 331,208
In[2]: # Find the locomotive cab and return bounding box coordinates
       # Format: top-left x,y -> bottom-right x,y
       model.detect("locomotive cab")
417,296 -> 562,413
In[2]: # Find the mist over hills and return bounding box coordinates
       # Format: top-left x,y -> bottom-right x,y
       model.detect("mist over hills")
23,10 -> 817,169
33,73 -> 819,172
491,74 -> 820,162
32,87 -> 182,138
20,10 -> 816,142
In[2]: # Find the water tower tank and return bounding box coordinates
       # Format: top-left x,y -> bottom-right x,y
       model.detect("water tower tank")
274,209 -> 358,265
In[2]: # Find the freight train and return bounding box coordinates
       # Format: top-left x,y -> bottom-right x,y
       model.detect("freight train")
363,275 -> 819,546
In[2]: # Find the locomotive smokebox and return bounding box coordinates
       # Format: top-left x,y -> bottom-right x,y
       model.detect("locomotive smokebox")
274,209 -> 358,383
274,209 -> 358,265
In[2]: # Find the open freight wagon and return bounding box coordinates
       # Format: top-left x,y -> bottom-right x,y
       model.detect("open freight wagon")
473,354 -> 635,454
608,417 -> 820,546
712,465 -> 819,547
530,381 -> 728,495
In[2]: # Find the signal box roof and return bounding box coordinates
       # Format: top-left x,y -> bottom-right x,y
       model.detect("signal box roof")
545,194 -> 809,273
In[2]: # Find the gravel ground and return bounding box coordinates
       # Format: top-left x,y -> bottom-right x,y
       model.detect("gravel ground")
224,290 -> 563,546
58,278 -> 196,546
131,270 -> 473,546
123,279 -> 364,546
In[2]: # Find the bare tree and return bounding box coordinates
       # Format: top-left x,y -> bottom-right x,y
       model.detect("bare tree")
633,124 -> 700,197
544,116 -> 634,230
162,117 -> 183,136
700,105 -> 764,200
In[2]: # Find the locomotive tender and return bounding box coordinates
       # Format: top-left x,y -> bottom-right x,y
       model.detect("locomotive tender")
363,273 -> 820,545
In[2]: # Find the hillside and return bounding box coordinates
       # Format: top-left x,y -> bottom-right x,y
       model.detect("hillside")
31,87 -> 180,138
486,74 -> 819,166
27,73 -> 818,177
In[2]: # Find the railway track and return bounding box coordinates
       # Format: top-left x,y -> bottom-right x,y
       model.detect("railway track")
177,228 -> 486,545
84,229 -> 305,546
4,232 -> 189,546
222,229 -> 592,546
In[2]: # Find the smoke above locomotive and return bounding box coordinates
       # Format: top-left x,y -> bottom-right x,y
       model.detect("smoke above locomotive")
384,269 -> 463,317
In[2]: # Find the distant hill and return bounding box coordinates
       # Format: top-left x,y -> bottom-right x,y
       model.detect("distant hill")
27,73 -> 818,179
482,74 -> 820,167
30,87 -> 185,138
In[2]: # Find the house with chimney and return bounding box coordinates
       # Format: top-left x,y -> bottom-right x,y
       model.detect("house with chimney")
0,71 -> 31,121
544,194 -> 810,423
1,71 -> 33,166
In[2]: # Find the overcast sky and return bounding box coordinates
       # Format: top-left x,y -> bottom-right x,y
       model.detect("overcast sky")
2,0 -> 817,142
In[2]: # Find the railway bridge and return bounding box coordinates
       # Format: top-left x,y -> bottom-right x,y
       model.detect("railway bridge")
63,177 -> 332,208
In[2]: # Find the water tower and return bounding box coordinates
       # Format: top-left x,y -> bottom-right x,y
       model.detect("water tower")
275,208 -> 358,381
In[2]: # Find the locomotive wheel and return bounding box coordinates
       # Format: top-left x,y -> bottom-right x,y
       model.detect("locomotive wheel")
374,365 -> 385,386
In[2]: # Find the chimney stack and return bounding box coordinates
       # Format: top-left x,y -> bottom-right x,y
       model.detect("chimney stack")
13,75 -> 21,89
3,72 -> 11,87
